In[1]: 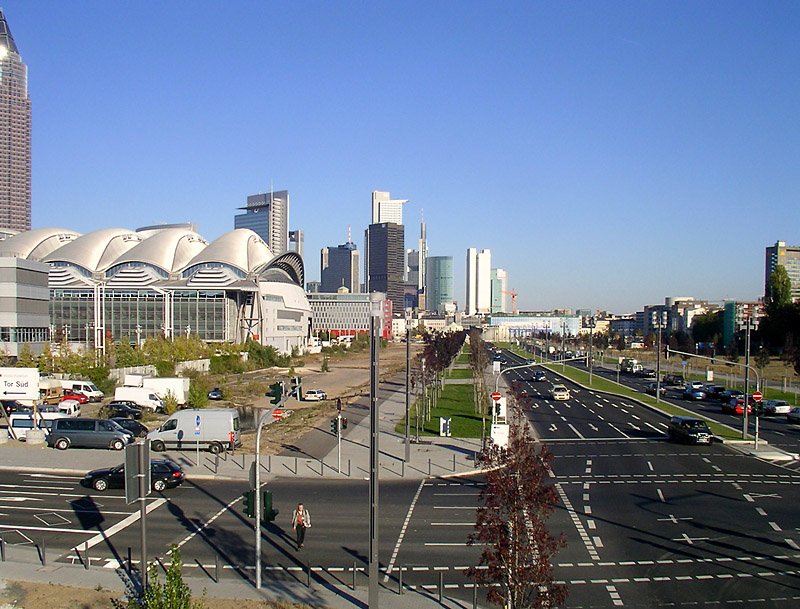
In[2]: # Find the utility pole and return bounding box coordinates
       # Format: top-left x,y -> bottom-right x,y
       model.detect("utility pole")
368,305 -> 381,608
405,311 -> 411,462
654,311 -> 666,404
587,316 -> 596,385
742,317 -> 752,440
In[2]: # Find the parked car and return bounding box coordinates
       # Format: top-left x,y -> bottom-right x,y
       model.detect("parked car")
550,385 -> 570,401
668,416 -> 714,444
110,417 -> 149,438
645,382 -> 666,397
303,389 -> 328,401
81,459 -> 185,492
207,387 -> 223,400
106,401 -> 143,420
786,407 -> 800,424
532,370 -> 547,382
62,388 -> 89,404
1,400 -> 29,415
721,397 -> 752,416
47,418 -> 134,451
762,400 -> 791,416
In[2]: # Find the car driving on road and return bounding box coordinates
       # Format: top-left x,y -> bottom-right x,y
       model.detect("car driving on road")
303,389 -> 328,401
668,416 -> 713,444
786,408 -> 800,424
550,384 -> 570,400
82,459 -> 185,492
762,400 -> 791,416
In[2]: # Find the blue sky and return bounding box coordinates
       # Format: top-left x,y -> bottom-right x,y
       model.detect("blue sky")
5,1 -> 799,313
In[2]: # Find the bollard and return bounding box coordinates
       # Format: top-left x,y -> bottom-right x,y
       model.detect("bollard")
306,561 -> 311,588
40,538 -> 46,566
215,452 -> 219,473
429,458 -> 431,475
215,553 -> 220,583
439,572 -> 443,603
352,561 -> 357,590
401,460 -> 405,477
453,454 -> 456,472
319,457 -> 324,476
347,459 -> 351,477
127,547 -> 132,575
84,541 -> 90,570
267,454 -> 271,472
398,566 -> 403,595
473,582 -> 478,609
295,456 -> 298,474
0,537 -> 5,562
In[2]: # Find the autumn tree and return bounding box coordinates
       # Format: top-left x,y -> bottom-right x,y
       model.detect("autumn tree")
467,422 -> 567,608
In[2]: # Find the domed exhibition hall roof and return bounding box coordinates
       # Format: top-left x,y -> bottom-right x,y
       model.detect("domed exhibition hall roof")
0,227 -> 303,287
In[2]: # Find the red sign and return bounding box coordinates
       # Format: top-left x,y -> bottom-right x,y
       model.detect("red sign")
490,392 -> 502,401
752,391 -> 763,402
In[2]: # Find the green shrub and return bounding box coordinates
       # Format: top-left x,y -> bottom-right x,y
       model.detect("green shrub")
155,360 -> 175,377
210,353 -> 245,374
187,379 -> 209,408
129,545 -> 205,609
162,391 -> 179,415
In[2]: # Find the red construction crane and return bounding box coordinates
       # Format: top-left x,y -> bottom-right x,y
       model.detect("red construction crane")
501,289 -> 518,315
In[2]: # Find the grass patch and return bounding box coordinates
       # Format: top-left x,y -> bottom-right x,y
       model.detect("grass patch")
397,383 -> 485,438
447,368 -> 473,380
455,353 -> 470,364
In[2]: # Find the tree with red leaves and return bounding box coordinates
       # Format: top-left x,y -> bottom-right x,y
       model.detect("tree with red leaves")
466,422 -> 568,608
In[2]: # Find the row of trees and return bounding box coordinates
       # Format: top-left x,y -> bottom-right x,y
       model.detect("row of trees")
409,329 -> 466,430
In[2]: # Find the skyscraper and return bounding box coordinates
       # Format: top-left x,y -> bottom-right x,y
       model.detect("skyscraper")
321,238 -> 359,293
365,222 -> 405,310
426,256 -> 454,314
491,268 -> 508,313
371,190 -> 407,224
465,248 -> 491,315
234,190 -> 289,255
765,240 -> 800,302
0,11 -> 31,232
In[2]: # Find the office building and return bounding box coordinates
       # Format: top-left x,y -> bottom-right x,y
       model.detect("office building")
0,257 -> 50,356
234,190 -> 289,255
371,190 -> 407,224
426,256 -> 454,314
289,229 -> 304,258
465,248 -> 491,315
0,11 -> 31,232
365,222 -> 405,310
320,239 -> 359,293
765,240 -> 800,302
491,268 -> 508,314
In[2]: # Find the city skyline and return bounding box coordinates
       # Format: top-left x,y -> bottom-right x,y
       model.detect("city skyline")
4,3 -> 799,312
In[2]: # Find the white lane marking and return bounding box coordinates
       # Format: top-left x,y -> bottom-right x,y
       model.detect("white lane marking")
432,493 -> 480,496
568,424 -> 585,439
0,484 -> 74,491
756,508 -> 767,516
73,498 -> 166,552
657,489 -> 666,503
0,504 -> 132,515
673,533 -> 709,545
424,542 -> 469,546
555,483 -> 599,560
606,584 -> 623,606
27,474 -> 81,480
0,524 -> 95,535
385,478 -> 425,580
645,422 -> 664,433
431,522 -> 473,526
433,506 -> 475,509
787,539 -> 800,550
608,424 -> 630,439
175,495 -> 241,549
647,461 -> 654,471
657,514 -> 692,524
770,522 -> 782,531
593,536 -> 604,548
587,520 -> 596,530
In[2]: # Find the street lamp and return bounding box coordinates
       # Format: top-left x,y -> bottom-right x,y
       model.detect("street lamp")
404,309 -> 412,463
368,297 -> 382,609
560,320 -> 568,371
587,316 -> 596,385
653,311 -> 667,404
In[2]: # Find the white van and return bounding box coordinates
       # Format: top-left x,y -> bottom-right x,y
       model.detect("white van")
60,380 -> 104,402
147,408 -> 241,454
114,387 -> 164,412
7,412 -> 66,440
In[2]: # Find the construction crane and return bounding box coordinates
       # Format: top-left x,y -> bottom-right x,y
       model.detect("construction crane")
501,289 -> 518,315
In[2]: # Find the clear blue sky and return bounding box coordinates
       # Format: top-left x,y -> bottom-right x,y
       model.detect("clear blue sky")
5,1 -> 799,313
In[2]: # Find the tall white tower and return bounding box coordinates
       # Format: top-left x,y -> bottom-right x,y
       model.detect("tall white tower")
371,190 -> 407,224
465,248 -> 492,315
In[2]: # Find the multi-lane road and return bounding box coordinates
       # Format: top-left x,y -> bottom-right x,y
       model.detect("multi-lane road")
3,350 -> 800,607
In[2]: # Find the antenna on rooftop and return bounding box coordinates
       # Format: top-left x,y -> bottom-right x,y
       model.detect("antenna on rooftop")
347,225 -> 352,243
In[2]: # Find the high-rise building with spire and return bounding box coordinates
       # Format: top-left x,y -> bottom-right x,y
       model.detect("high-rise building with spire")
0,10 -> 31,232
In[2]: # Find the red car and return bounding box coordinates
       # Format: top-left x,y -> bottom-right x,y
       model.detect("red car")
721,397 -> 752,415
62,388 -> 89,404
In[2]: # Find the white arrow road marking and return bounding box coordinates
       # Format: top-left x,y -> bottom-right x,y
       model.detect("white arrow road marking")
550,424 -> 558,432
0,497 -> 42,502
589,424 -> 599,432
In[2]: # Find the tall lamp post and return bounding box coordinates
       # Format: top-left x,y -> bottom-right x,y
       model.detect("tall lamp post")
587,316 -> 596,385
560,320 -> 567,371
653,311 -> 667,404
404,309 -> 411,463
368,299 -> 382,608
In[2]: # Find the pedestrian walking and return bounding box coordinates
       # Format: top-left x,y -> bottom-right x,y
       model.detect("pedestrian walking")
336,397 -> 342,412
291,502 -> 311,549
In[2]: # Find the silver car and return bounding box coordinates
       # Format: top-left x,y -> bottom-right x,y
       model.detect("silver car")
763,400 -> 791,415
786,408 -> 800,424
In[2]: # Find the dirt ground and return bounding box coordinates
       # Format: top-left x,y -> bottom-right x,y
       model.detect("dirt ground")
0,579 -> 316,609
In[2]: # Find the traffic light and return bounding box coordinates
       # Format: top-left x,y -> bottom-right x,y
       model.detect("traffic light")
267,382 -> 283,405
290,376 -> 302,399
242,490 -> 255,518
330,417 -> 339,435
262,489 -> 279,522
494,402 -> 501,416
341,417 -> 348,430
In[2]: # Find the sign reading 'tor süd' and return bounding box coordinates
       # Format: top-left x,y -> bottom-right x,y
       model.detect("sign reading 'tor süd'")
0,367 -> 40,400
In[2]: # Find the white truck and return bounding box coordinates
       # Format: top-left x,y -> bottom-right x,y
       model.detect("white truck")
147,408 -> 241,454
142,378 -> 189,406
113,387 -> 164,412
59,379 -> 104,402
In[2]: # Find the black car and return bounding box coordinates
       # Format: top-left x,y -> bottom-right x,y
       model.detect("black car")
668,416 -> 713,444
1,400 -> 29,415
81,459 -> 185,492
207,387 -> 223,400
110,417 -> 149,438
645,382 -> 666,396
106,401 -> 143,419
719,389 -> 744,403
532,371 -> 547,382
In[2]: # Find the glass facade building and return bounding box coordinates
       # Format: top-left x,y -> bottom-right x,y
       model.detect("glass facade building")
426,256 -> 453,314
